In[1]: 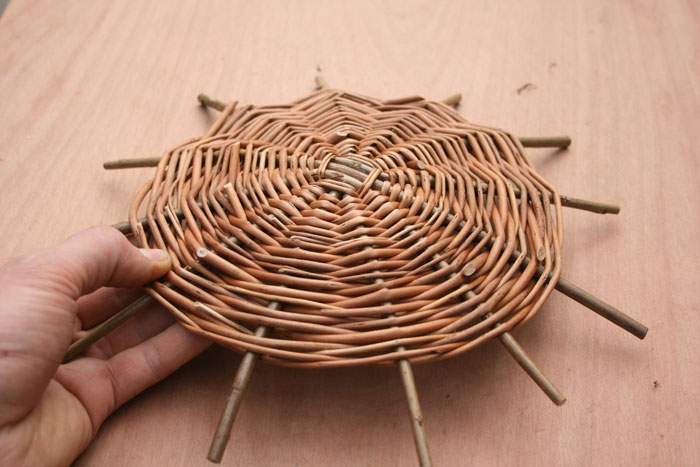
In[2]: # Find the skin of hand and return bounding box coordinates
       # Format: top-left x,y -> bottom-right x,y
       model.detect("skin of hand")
0,227 -> 212,466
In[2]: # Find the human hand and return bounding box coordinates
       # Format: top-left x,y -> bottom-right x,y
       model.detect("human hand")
0,227 -> 211,466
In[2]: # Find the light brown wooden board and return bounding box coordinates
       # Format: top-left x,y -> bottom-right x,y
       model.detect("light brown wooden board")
1,1 -> 698,465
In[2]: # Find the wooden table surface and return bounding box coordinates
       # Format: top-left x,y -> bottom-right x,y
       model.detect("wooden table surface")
1,1 -> 698,465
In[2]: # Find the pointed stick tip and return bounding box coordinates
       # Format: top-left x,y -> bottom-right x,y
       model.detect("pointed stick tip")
441,93 -> 462,107
519,136 -> 571,148
197,93 -> 226,111
315,75 -> 330,90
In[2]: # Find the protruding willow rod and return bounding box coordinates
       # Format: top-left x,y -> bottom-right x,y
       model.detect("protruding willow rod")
63,294 -> 154,363
553,276 -> 647,339
473,235 -> 646,340
315,75 -> 330,90
559,195 -> 619,215
494,249 -> 647,340
441,93 -> 462,107
208,321 -> 272,463
104,157 -> 163,170
443,257 -> 565,406
397,354 -> 433,466
104,148 -> 247,170
102,136 -> 578,170
495,330 -> 566,405
482,306 -> 566,405
371,164 -> 618,215
103,155 -> 618,215
113,218 -> 145,235
198,93 -> 227,111
519,136 -> 571,149
371,270 -> 432,467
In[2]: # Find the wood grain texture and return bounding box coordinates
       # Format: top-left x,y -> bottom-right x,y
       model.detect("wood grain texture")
1,0 -> 698,465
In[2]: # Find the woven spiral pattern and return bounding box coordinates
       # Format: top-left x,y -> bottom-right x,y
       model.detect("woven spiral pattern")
129,89 -> 564,368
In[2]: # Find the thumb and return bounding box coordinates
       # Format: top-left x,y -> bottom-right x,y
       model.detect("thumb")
35,225 -> 171,299
0,226 -> 170,426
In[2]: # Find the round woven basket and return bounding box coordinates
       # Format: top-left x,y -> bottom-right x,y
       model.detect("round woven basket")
129,89 -> 563,368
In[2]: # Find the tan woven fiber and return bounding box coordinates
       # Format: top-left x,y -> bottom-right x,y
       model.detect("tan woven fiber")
129,89 -> 564,368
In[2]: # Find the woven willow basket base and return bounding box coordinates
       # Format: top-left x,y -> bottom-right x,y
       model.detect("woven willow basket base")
128,89 -> 563,368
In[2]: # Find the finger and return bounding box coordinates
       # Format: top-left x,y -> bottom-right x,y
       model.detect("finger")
0,226 -> 170,426
55,324 -> 211,433
76,287 -> 144,329
25,226 -> 171,299
107,324 -> 211,408
83,304 -> 175,359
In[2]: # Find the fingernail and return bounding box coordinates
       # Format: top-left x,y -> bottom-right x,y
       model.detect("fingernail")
140,248 -> 170,262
